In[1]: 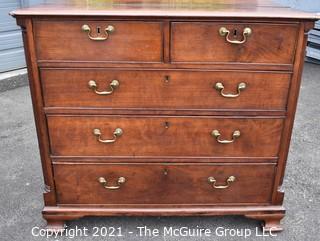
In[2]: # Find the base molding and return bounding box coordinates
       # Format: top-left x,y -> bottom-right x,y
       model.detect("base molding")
42,205 -> 285,231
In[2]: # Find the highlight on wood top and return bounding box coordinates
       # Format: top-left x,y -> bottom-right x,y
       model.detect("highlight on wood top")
10,0 -> 320,19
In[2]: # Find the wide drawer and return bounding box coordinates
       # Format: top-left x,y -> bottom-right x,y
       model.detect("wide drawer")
41,69 -> 291,111
54,163 -> 275,205
34,21 -> 163,62
47,116 -> 284,157
171,22 -> 298,64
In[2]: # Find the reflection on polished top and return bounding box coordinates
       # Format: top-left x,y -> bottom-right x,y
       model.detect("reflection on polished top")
10,0 -> 320,19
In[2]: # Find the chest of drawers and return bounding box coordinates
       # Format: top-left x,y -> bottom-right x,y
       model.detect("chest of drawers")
11,0 -> 319,231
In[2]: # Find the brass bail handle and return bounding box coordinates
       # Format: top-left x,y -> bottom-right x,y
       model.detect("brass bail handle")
81,24 -> 115,41
215,82 -> 246,98
93,128 -> 123,144
88,79 -> 119,95
98,177 -> 126,190
219,27 -> 252,44
208,176 -> 236,189
211,130 -> 241,144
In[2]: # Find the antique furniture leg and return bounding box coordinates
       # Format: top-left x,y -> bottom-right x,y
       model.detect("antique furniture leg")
246,213 -> 285,232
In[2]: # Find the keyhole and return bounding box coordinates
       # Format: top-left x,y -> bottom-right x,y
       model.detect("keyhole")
97,26 -> 101,34
233,29 -> 237,37
164,121 -> 170,129
164,75 -> 170,84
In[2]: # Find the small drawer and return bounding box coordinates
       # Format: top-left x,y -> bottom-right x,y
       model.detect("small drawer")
171,22 -> 298,64
47,116 -> 284,157
34,20 -> 163,62
54,162 -> 275,205
41,69 -> 291,111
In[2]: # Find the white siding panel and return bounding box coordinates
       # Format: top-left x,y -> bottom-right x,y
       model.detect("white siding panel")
0,1 -> 21,32
0,30 -> 22,50
0,0 -> 25,72
0,48 -> 25,72
0,0 -> 45,72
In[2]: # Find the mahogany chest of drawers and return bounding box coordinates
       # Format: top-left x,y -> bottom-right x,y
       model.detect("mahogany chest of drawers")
11,0 -> 319,231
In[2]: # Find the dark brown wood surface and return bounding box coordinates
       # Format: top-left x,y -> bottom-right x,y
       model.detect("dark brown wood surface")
34,20 -> 163,62
10,0 -> 320,20
41,69 -> 291,110
47,116 -> 284,157
42,205 -> 285,231
12,1 -> 316,230
271,22 -> 311,205
171,22 -> 299,64
19,18 -> 57,205
53,162 -> 275,204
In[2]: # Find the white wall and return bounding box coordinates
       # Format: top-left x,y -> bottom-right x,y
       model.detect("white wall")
277,0 -> 320,12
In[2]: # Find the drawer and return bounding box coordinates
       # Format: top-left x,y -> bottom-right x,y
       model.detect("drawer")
47,116 -> 284,157
54,163 -> 275,205
34,21 -> 163,62
41,69 -> 291,111
171,22 -> 298,64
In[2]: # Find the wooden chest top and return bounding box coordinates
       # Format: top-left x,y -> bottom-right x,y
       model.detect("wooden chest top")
10,0 -> 320,19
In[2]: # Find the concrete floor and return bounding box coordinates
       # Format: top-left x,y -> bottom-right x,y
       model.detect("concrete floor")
0,63 -> 319,241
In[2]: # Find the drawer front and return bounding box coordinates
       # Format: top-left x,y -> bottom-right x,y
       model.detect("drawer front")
41,69 -> 291,111
171,22 -> 298,64
47,116 -> 284,157
34,21 -> 163,62
54,163 -> 275,205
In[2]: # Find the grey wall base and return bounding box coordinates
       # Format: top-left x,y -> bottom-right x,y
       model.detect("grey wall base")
0,68 -> 28,92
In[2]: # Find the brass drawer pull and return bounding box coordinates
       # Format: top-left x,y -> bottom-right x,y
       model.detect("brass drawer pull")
81,24 -> 115,41
88,79 -> 119,95
208,176 -> 236,189
98,177 -> 126,190
219,27 -> 252,44
211,130 -> 240,144
93,128 -> 123,143
215,82 -> 246,98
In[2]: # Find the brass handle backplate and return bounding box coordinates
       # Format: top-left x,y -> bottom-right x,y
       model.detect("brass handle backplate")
219,27 -> 252,44
81,24 -> 115,41
208,176 -> 236,189
211,130 -> 240,144
215,82 -> 246,98
93,128 -> 123,143
98,177 -> 126,190
88,79 -> 119,95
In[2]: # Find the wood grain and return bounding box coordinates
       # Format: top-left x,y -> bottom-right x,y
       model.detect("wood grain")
53,162 -> 276,205
18,19 -> 57,205
34,20 -> 163,62
271,22 -> 312,204
12,1 -> 317,230
37,61 -> 293,71
41,69 -> 291,111
10,0 -> 320,20
47,116 -> 284,157
171,22 -> 299,64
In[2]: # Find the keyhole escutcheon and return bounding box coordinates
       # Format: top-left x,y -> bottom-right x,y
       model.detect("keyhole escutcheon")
164,75 -> 170,84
